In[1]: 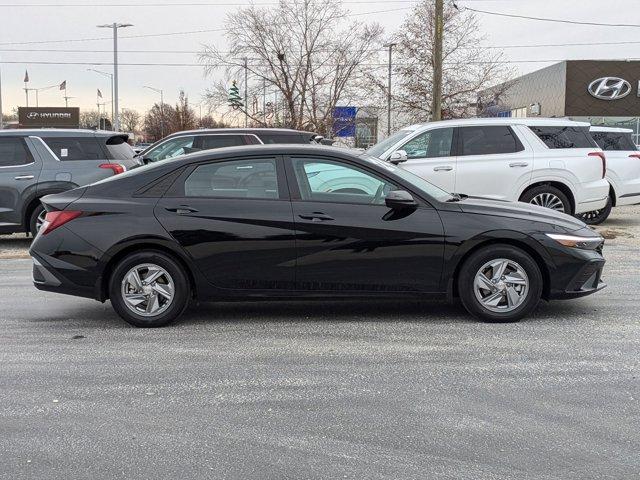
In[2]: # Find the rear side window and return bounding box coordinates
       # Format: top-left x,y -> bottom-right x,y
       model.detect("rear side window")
529,126 -> 597,149
591,131 -> 638,151
104,135 -> 134,160
458,126 -> 523,156
184,158 -> 279,199
258,133 -> 307,144
198,135 -> 246,149
43,137 -> 107,161
0,137 -> 33,166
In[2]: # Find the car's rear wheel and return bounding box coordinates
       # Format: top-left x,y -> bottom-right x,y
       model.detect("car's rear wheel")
458,245 -> 543,323
520,185 -> 571,214
28,204 -> 46,237
578,195 -> 612,225
109,251 -> 190,327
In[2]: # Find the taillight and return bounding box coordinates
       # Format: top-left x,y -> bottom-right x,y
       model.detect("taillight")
588,152 -> 606,178
629,153 -> 640,160
41,211 -> 83,235
99,163 -> 125,175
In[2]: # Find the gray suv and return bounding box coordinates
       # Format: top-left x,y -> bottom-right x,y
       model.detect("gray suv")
0,129 -> 140,236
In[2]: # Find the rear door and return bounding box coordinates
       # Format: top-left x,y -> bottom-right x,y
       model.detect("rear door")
453,125 -> 533,201
0,136 -> 41,230
154,155 -> 297,291
286,155 -> 445,293
394,127 -> 456,193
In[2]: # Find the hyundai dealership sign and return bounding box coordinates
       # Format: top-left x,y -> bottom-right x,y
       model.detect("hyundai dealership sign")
18,107 -> 80,128
588,77 -> 632,100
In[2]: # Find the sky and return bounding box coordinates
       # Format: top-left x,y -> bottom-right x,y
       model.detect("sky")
1,0 -> 640,117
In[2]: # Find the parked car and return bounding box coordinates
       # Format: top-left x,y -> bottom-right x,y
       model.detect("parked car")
132,142 -> 152,155
367,118 -> 609,215
0,129 -> 139,237
30,144 -> 605,327
137,128 -> 321,164
579,126 -> 640,224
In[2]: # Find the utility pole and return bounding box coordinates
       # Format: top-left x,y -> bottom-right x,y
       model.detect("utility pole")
431,0 -> 444,121
384,43 -> 396,136
243,57 -> 248,127
0,59 -> 3,129
98,22 -> 133,131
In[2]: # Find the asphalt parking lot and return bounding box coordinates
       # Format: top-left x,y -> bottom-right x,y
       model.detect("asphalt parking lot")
1,207 -> 639,479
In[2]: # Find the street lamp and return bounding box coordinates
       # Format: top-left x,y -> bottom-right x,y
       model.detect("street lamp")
144,85 -> 164,138
88,68 -> 114,130
97,22 -> 133,131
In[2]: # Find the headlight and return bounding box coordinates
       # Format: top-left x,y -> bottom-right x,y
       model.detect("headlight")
545,233 -> 603,249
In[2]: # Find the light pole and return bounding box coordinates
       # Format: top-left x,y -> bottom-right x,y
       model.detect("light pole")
384,43 -> 396,136
431,0 -> 444,121
144,85 -> 164,138
88,68 -> 114,129
97,22 -> 133,131
0,57 -> 3,129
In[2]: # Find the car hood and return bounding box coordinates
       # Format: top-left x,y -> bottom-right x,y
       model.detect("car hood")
456,196 -> 587,231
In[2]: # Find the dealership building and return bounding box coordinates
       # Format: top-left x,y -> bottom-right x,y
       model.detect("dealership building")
479,60 -> 640,144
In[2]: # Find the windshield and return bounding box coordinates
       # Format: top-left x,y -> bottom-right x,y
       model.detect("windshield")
359,153 -> 453,202
366,129 -> 415,157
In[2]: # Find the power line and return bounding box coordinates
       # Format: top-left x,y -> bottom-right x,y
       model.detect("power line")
0,0 -> 417,6
0,6 -> 411,46
464,6 -> 640,28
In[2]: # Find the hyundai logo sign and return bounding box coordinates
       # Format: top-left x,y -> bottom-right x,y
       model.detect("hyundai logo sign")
588,77 -> 632,100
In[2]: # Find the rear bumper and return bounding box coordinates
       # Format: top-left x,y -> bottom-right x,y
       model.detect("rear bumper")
616,192 -> 640,206
574,179 -> 609,214
31,253 -> 99,300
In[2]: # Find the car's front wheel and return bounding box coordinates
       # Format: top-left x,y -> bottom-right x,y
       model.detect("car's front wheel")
109,250 -> 190,327
458,245 -> 543,323
578,195 -> 612,225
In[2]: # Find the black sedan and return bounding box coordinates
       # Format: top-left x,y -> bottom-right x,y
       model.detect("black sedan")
30,145 -> 605,327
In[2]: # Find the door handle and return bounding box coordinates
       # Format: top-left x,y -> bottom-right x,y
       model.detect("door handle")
509,162 -> 529,168
166,206 -> 199,215
433,166 -> 453,172
14,175 -> 35,180
298,212 -> 334,222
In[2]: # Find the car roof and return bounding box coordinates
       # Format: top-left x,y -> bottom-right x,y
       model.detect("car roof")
398,117 -> 591,131
163,127 -> 318,137
0,128 -> 126,138
590,126 -> 634,133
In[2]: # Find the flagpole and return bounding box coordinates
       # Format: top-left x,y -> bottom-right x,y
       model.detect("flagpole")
64,87 -> 68,107
24,83 -> 28,107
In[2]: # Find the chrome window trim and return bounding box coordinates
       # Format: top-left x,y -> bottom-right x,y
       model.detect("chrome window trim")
30,135 -> 61,161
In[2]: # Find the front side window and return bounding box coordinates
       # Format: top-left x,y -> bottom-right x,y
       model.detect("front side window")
366,129 -> 414,158
591,131 -> 638,151
292,158 -> 397,205
458,126 -> 523,156
43,137 -> 107,161
0,137 -> 33,167
146,136 -> 196,162
198,135 -> 246,149
529,126 -> 597,149
401,128 -> 454,159
184,158 -> 279,199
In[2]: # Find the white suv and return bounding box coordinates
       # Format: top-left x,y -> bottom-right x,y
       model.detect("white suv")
582,126 -> 640,224
367,118 -> 609,215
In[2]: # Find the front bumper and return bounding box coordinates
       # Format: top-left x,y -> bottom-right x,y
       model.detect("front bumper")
549,257 -> 606,299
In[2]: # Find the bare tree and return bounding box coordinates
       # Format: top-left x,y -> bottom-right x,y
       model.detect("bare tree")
173,90 -> 198,131
199,0 -> 383,136
143,103 -> 176,142
80,110 -> 101,129
370,1 -> 511,124
198,115 -> 227,129
120,108 -> 141,133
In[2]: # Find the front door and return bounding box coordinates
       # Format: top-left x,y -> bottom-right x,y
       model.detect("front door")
396,127 -> 456,193
155,156 -> 297,291
286,155 -> 445,293
0,136 -> 41,232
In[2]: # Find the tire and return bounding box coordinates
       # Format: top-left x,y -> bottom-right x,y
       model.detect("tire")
577,195 -> 612,225
28,203 -> 46,237
520,185 -> 572,214
457,245 -> 543,323
109,250 -> 190,328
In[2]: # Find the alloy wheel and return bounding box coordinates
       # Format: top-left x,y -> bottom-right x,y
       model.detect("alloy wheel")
473,259 -> 529,313
120,263 -> 175,317
35,210 -> 47,232
529,192 -> 565,212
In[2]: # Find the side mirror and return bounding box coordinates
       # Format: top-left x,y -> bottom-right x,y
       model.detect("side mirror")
385,190 -> 417,210
389,150 -> 408,164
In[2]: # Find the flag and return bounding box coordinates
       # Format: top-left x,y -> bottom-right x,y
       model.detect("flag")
23,70 -> 29,83
59,80 -> 66,90
97,89 -> 102,98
